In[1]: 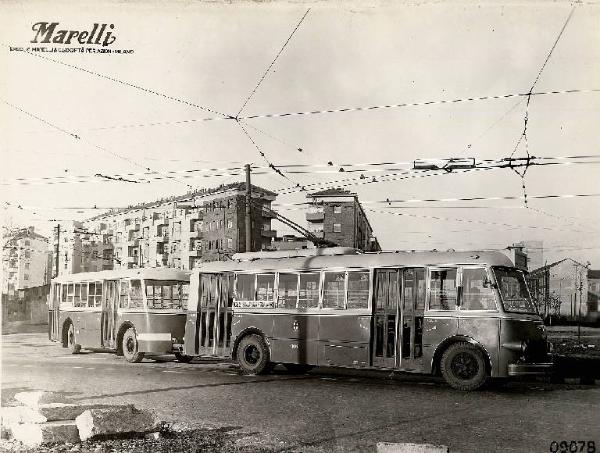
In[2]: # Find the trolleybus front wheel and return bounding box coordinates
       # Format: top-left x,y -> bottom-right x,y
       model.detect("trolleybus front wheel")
67,323 -> 81,354
174,352 -> 193,363
440,342 -> 487,391
236,334 -> 272,375
122,327 -> 145,363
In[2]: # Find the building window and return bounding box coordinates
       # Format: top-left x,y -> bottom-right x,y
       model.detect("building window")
24,251 -> 31,258
227,220 -> 233,229
24,263 -> 30,269
24,240 -> 30,246
333,223 -> 342,233
333,206 -> 342,214
227,238 -> 233,249
24,274 -> 29,281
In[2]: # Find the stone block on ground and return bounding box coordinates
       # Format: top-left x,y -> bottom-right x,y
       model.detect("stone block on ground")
38,403 -> 121,422
377,442 -> 450,453
76,406 -> 158,441
1,406 -> 46,425
14,391 -> 71,409
10,421 -> 80,447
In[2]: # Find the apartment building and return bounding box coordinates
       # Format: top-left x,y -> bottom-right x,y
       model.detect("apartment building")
53,183 -> 277,274
2,227 -> 51,296
305,188 -> 381,252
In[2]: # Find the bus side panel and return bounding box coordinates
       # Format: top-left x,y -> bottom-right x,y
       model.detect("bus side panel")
118,312 -> 186,354
183,311 -> 197,356
458,316 -> 500,377
422,315 -> 459,374
271,314 -> 319,365
78,310 -> 103,348
231,312 -> 274,344
318,314 -> 370,368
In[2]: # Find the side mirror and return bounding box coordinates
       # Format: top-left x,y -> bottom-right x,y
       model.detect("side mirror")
482,277 -> 492,288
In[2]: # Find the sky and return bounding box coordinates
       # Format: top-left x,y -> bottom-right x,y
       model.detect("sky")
1,0 -> 599,267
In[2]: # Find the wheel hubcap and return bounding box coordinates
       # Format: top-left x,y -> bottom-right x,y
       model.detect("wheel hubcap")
244,345 -> 260,365
126,337 -> 135,354
451,352 -> 479,380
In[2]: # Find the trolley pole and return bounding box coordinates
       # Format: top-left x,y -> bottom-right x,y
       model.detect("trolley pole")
245,164 -> 252,253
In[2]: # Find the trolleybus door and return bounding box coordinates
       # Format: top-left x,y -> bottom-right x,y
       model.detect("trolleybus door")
399,268 -> 426,371
49,283 -> 61,341
194,273 -> 233,356
101,280 -> 118,349
372,269 -> 400,368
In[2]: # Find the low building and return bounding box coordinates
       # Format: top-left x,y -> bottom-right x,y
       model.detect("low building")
588,269 -> 600,321
527,258 -> 590,320
271,234 -> 315,251
305,188 -> 380,252
502,244 -> 529,271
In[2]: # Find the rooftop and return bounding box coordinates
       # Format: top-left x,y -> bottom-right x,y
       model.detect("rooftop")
307,188 -> 357,198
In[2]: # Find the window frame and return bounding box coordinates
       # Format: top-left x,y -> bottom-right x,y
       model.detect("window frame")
321,270 -> 347,310
459,266 -> 499,312
427,267 -> 460,312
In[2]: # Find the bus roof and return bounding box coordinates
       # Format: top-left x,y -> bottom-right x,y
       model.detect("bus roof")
194,250 -> 515,274
52,268 -> 190,284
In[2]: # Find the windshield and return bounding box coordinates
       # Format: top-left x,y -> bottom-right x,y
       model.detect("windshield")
492,267 -> 537,314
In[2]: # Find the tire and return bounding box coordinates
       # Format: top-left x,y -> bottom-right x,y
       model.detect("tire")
122,327 -> 145,363
67,323 -> 81,354
284,363 -> 314,374
174,352 -> 193,363
236,334 -> 272,375
440,342 -> 487,391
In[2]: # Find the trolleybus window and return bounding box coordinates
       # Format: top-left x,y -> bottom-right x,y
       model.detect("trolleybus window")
462,268 -> 497,310
81,283 -> 88,307
61,284 -> 67,304
236,274 -> 255,301
129,280 -> 143,308
347,271 -> 370,309
89,282 -> 102,307
298,273 -> 319,308
429,269 -> 457,310
146,280 -> 189,309
323,271 -> 346,309
493,267 -> 536,314
67,284 -> 74,305
256,274 -> 275,304
277,273 -> 299,308
119,281 -> 129,308
74,284 -> 82,307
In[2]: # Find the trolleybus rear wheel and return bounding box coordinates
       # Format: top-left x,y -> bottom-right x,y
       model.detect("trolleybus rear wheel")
237,334 -> 272,375
174,352 -> 193,363
67,323 -> 81,354
122,327 -> 145,363
440,342 -> 487,391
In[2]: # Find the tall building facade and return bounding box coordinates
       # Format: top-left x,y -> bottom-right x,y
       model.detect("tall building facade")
305,188 -> 380,252
2,227 -> 51,296
53,183 -> 277,275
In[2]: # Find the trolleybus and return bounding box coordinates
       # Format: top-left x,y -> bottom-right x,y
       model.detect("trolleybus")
183,248 -> 552,390
49,268 -> 191,363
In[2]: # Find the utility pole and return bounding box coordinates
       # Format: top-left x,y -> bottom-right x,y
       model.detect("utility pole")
54,224 -> 60,278
245,164 -> 252,253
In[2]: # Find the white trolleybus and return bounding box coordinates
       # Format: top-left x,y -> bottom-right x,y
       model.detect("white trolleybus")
49,268 -> 191,363
182,248 -> 552,390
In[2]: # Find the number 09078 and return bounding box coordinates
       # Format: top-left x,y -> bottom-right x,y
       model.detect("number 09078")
550,441 -> 596,453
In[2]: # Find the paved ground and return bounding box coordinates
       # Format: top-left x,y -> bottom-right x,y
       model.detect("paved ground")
2,332 -> 600,453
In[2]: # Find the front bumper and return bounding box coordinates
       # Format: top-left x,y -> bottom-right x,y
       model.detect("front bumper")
508,362 -> 554,376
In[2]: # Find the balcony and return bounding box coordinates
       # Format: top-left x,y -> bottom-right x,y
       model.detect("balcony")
188,248 -> 202,257
189,230 -> 203,238
261,208 -> 276,218
126,256 -> 139,264
261,229 -> 277,238
306,211 -> 324,222
155,234 -> 169,243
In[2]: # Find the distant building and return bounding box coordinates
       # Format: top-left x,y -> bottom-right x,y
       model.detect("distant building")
514,240 -> 544,271
588,269 -> 600,321
503,244 -> 529,271
53,182 -> 277,274
305,188 -> 380,252
271,234 -> 315,251
2,227 -> 51,295
527,258 -> 589,320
